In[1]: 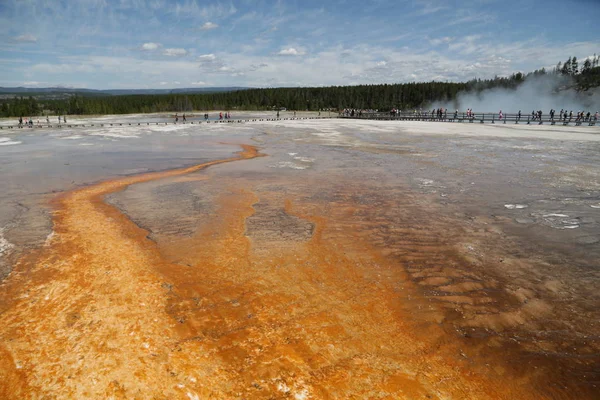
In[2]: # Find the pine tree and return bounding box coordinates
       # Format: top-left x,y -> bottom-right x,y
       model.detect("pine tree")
582,58 -> 592,74
561,57 -> 571,75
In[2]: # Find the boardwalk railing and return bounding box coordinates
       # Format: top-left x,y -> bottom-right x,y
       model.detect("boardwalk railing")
339,112 -> 598,126
1,113 -> 597,130
0,116 -> 334,130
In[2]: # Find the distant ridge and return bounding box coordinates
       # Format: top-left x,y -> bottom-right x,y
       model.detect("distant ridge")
0,87 -> 250,96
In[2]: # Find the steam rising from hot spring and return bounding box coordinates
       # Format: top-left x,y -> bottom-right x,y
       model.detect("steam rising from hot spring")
432,74 -> 600,113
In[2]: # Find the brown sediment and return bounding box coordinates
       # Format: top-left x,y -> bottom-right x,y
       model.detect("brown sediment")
0,144 -> 593,398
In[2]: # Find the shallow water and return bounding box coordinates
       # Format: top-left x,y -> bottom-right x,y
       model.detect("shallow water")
0,117 -> 599,398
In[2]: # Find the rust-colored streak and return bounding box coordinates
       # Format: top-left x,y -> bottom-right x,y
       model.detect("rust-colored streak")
0,145 -> 261,399
0,144 -> 562,399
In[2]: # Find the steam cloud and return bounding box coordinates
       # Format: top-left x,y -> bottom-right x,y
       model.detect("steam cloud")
432,74 -> 600,113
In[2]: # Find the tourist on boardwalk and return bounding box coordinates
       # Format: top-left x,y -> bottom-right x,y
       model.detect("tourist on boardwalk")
182,113 -> 186,122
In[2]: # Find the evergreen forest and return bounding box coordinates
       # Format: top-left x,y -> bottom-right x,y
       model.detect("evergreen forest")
1,55 -> 599,118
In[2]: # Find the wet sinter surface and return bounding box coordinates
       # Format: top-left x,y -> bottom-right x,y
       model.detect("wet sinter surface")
0,117 -> 599,399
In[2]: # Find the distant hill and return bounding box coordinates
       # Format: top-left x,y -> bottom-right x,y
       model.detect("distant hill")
0,87 -> 250,97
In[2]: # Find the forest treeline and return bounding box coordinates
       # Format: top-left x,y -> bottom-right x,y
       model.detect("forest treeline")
1,55 -> 599,118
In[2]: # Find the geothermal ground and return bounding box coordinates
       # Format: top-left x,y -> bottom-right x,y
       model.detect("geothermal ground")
0,113 -> 599,399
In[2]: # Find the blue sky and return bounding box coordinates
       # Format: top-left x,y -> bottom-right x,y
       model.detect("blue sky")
0,0 -> 598,89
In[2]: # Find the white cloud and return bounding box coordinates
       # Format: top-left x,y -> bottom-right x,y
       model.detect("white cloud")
417,5 -> 447,15
159,81 -> 169,85
173,2 -> 237,19
141,42 -> 160,51
447,11 -> 494,26
163,48 -> 188,57
277,47 -> 305,56
197,54 -> 228,73
191,81 -> 207,85
29,63 -> 95,74
199,3 -> 237,19
14,34 -> 37,43
200,22 -> 218,30
198,54 -> 216,62
429,36 -> 454,46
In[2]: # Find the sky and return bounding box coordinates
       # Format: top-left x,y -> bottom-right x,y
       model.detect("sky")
0,0 -> 599,89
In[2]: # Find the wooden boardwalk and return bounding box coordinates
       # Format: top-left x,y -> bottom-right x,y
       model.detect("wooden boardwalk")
0,116 -> 334,130
2,113 -> 598,130
339,112 -> 598,127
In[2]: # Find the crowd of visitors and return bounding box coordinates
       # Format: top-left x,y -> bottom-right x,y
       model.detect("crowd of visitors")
339,108 -> 599,123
